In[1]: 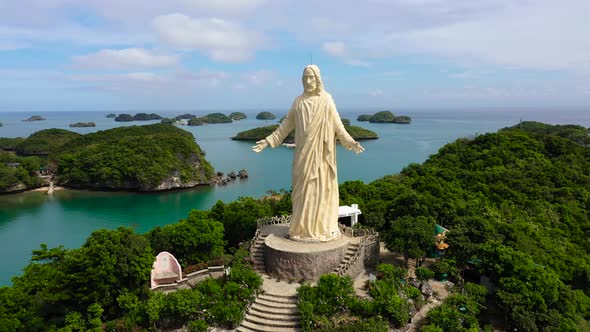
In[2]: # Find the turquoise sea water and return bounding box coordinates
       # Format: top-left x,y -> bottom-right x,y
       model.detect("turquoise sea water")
0,108 -> 588,285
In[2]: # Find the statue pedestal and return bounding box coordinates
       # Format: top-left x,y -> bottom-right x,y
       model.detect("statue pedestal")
263,224 -> 351,282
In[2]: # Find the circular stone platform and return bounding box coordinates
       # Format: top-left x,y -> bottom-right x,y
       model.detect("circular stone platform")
263,224 -> 351,282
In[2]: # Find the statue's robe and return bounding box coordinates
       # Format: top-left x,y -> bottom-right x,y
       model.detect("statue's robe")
266,91 -> 356,241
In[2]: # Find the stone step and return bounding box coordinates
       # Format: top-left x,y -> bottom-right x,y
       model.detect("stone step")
247,308 -> 299,322
255,298 -> 297,309
258,293 -> 297,304
245,314 -> 301,328
238,320 -> 299,332
250,303 -> 298,315
264,292 -> 298,299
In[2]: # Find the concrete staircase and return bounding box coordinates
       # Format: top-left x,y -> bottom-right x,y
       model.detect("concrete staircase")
252,233 -> 268,274
237,292 -> 300,332
333,242 -> 360,276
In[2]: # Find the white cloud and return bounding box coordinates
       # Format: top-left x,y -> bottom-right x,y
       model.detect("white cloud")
152,13 -> 265,62
242,70 -> 276,85
322,41 -> 370,67
322,41 -> 346,57
384,0 -> 590,71
369,89 -> 383,97
70,69 -> 228,94
72,48 -> 179,69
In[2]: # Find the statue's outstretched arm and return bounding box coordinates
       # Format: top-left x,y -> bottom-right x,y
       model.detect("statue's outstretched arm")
252,139 -> 269,153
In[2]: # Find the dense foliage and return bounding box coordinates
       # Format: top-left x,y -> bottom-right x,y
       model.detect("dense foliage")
0,151 -> 43,191
232,124 -> 378,142
15,129 -> 81,155
298,265 -> 425,331
229,112 -> 247,120
133,113 -> 162,121
256,111 -> 276,120
114,114 -> 133,122
0,206 -> 264,331
0,137 -> 25,150
421,283 -> 488,331
340,121 -> 590,330
187,118 -> 203,126
56,124 -> 214,190
369,111 -> 396,123
357,112 -> 412,123
199,112 -> 232,124
147,210 -> 226,266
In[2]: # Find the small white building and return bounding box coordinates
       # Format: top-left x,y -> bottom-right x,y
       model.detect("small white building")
338,204 -> 362,228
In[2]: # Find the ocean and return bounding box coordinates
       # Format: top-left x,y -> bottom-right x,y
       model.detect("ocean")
0,107 -> 588,285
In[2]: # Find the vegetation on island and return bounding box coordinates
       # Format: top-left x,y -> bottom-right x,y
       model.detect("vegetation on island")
337,121 -> 590,330
1,121 -> 588,330
106,113 -> 116,118
256,111 -> 276,120
14,129 -> 81,155
133,113 -> 162,121
69,122 -> 96,128
357,111 -> 412,123
357,114 -> 372,121
0,192 -> 291,330
232,124 -> 379,142
229,112 -> 247,120
0,124 -> 215,192
56,124 -> 214,191
114,114 -> 133,122
0,152 -> 44,192
199,112 -> 232,124
114,113 -> 162,122
188,118 -> 204,126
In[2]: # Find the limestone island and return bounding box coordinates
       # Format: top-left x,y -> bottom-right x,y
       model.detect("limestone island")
0,124 -> 215,193
69,122 -> 96,128
357,110 -> 412,124
22,115 -> 46,122
256,111 -> 276,120
114,113 -> 163,122
232,123 -> 378,143
229,112 -> 247,120
106,113 -> 116,118
161,113 -> 234,125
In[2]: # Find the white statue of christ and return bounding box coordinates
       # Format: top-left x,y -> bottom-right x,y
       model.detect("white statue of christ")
253,65 -> 365,241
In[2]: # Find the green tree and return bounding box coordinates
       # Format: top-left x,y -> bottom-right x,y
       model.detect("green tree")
148,210 -> 225,266
383,216 -> 435,267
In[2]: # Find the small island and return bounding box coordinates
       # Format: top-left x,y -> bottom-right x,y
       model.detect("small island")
200,113 -> 232,124
230,112 -> 247,121
188,118 -> 204,126
0,122 -> 3,127
256,111 -> 276,120
232,124 -> 378,142
115,114 -> 134,122
69,122 -> 96,128
22,116 -> 46,122
133,113 -> 162,121
358,111 -> 412,124
0,124 -> 215,193
114,113 -> 163,122
106,113 -> 116,118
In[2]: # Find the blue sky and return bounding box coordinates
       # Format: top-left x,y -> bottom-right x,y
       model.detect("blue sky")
0,0 -> 589,111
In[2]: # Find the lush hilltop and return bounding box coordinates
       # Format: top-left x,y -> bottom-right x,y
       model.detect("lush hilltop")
232,124 -> 379,142
339,121 -> 590,330
56,124 -> 214,191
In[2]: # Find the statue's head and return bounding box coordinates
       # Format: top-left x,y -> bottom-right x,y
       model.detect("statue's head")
302,65 -> 323,95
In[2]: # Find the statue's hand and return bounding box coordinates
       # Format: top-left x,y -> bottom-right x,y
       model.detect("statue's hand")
252,139 -> 269,153
351,142 -> 365,154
